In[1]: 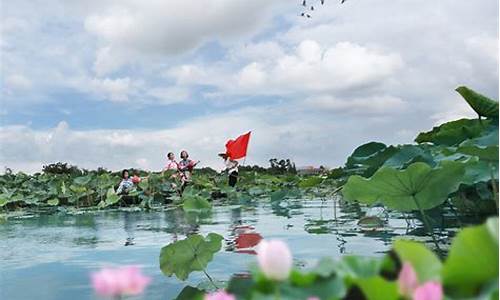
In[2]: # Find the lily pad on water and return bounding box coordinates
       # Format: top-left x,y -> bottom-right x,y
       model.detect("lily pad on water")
342,161 -> 465,211
357,216 -> 384,228
159,233 -> 223,281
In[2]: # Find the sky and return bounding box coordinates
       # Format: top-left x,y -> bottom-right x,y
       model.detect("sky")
0,0 -> 498,173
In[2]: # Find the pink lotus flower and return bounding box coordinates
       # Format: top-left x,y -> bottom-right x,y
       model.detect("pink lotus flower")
256,239 -> 292,281
91,265 -> 151,297
413,281 -> 443,300
204,290 -> 236,300
398,262 -> 419,297
307,297 -> 320,300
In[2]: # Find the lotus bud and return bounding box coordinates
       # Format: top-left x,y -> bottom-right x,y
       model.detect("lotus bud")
413,281 -> 443,300
256,239 -> 292,281
204,290 -> 236,300
91,265 -> 151,297
398,262 -> 419,297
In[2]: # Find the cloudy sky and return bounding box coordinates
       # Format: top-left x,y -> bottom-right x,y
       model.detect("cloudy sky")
1,0 -> 498,173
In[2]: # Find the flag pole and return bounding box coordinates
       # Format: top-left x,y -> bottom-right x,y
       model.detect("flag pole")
242,131 -> 251,167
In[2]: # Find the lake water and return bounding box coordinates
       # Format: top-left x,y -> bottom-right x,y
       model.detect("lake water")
0,199 -> 460,299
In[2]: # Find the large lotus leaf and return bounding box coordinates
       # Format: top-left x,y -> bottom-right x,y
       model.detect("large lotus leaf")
47,198 -> 59,206
182,195 -> 212,211
354,276 -> 399,300
0,194 -> 9,207
280,276 -> 347,300
298,176 -> 323,188
415,118 -> 490,146
460,157 -> 498,184
346,142 -> 387,167
383,145 -> 436,169
349,142 -> 387,160
345,142 -> 399,177
457,145 -> 499,162
456,86 -> 499,118
174,286 -> 204,300
73,175 -> 91,186
159,233 -> 223,280
105,187 -> 121,205
333,256 -> 383,279
442,217 -> 499,297
138,178 -> 149,190
69,184 -> 87,194
342,161 -> 465,211
461,123 -> 499,147
393,240 -> 442,282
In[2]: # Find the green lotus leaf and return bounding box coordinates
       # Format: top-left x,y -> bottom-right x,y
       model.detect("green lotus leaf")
460,157 -> 498,184
104,187 -> 121,206
159,233 -> 223,281
270,189 -> 288,202
47,198 -> 59,206
443,217 -> 499,297
298,176 -> 323,188
182,195 -> 211,211
342,161 -> 465,211
346,142 -> 398,167
382,145 -> 436,169
0,196 -> 8,207
354,276 -> 399,300
393,240 -> 442,282
73,175 -> 91,186
457,145 -> 499,162
456,86 -> 499,118
415,118 -> 490,146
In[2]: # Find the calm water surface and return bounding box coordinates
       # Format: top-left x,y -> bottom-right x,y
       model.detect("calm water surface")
0,199 -> 459,299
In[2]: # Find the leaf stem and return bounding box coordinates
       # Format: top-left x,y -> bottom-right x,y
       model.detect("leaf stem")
186,238 -> 219,290
489,165 -> 498,211
412,195 -> 442,257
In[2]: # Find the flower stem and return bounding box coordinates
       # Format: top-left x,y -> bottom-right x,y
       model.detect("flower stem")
412,195 -> 442,257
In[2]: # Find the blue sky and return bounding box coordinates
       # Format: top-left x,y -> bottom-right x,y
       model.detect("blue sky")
1,0 -> 498,172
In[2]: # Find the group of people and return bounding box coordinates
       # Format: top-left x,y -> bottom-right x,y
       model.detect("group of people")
116,150 -> 240,196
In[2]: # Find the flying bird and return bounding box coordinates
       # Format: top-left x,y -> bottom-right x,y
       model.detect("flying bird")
310,5 -> 314,10
341,0 -> 347,3
302,0 -> 306,6
306,14 -> 312,18
320,0 -> 325,4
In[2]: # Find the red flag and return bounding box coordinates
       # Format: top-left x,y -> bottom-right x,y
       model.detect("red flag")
225,131 -> 251,160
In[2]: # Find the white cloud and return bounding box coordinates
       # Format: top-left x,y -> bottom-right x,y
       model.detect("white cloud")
168,40 -> 404,95
0,104 -> 416,173
4,74 -> 32,90
87,77 -> 136,102
303,95 -> 407,115
84,0 -> 285,75
147,86 -> 190,105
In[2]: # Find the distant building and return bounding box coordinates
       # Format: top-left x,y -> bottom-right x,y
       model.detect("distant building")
297,165 -> 328,175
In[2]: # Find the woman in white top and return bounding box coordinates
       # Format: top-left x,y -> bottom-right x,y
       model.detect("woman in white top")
162,152 -> 178,175
219,153 -> 239,187
116,169 -> 134,194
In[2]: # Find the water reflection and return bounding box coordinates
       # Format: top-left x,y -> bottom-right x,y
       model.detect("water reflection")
0,198 -> 465,300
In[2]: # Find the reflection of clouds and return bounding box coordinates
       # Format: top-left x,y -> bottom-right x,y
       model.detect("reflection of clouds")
1,199 -> 462,277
